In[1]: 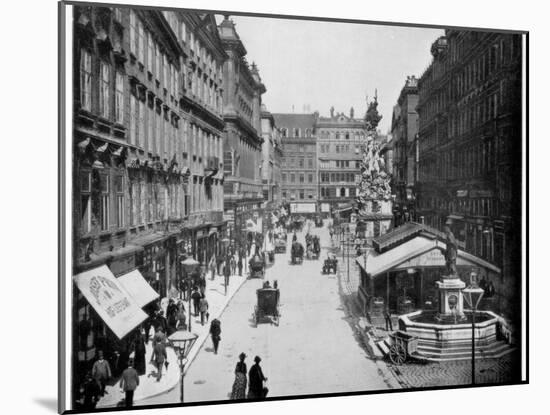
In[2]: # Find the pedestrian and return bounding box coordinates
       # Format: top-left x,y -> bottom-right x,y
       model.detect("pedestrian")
150,338 -> 167,382
133,329 -> 147,376
191,287 -> 202,316
209,318 -> 221,354
230,255 -> 236,276
153,310 -> 168,334
179,278 -> 189,301
152,326 -> 166,349
198,273 -> 207,297
176,301 -> 187,330
199,295 -> 209,326
80,371 -> 100,410
119,359 -> 139,407
231,353 -> 247,400
91,350 -> 111,397
210,255 -> 217,280
166,299 -> 178,336
223,260 -> 231,290
248,356 -> 267,400
384,306 -> 393,331
237,256 -> 243,276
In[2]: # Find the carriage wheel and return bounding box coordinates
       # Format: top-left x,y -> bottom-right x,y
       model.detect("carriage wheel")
389,343 -> 407,365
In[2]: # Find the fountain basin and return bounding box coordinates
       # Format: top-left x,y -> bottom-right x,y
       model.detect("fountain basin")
397,309 -> 513,361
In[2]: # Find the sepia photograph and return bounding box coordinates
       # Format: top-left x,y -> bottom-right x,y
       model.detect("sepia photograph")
59,1 -> 527,412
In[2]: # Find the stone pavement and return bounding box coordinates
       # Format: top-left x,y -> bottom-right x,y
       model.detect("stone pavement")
332,233 -> 521,389
97,252 -> 253,408
330,233 -> 401,389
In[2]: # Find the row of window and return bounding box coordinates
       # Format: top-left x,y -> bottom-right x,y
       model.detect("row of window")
129,11 -> 181,99
281,157 -> 314,168
280,128 -> 313,138
419,137 -> 497,182
418,196 -> 498,219
319,187 -> 357,198
420,35 -> 520,123
281,191 -> 315,200
319,131 -> 366,140
319,143 -> 364,154
79,170 -> 186,234
281,173 -> 315,184
319,160 -> 362,169
320,172 -> 360,183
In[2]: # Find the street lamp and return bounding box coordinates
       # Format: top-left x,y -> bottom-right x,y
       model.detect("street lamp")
168,330 -> 198,403
181,257 -> 200,331
462,278 -> 485,385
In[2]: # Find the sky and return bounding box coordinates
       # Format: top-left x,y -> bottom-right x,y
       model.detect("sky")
215,15 -> 443,133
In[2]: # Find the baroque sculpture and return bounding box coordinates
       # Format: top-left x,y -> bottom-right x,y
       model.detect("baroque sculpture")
356,94 -> 392,215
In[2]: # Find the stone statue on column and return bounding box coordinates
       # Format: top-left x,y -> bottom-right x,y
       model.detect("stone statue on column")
443,224 -> 458,277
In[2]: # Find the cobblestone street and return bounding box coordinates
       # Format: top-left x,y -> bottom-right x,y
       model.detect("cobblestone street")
388,352 -> 520,388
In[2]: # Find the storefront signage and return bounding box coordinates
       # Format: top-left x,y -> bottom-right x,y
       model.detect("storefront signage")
321,203 -> 330,212
290,203 -> 316,213
456,190 -> 468,197
73,265 -> 147,339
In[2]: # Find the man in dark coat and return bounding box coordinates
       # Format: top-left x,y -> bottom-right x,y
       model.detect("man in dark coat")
191,287 -> 202,316
223,260 -> 231,291
80,372 -> 100,410
248,356 -> 267,399
166,299 -> 178,336
209,319 -> 221,354
119,359 -> 139,407
151,340 -> 167,382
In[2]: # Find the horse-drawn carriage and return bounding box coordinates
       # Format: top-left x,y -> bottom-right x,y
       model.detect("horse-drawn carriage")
305,234 -> 321,260
321,253 -> 338,274
253,287 -> 280,326
290,241 -> 304,265
248,254 -> 265,278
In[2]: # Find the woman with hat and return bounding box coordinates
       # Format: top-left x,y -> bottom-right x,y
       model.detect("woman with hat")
248,356 -> 267,399
230,352 -> 248,400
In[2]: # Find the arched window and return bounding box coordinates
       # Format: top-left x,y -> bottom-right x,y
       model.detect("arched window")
305,128 -> 311,137
281,128 -> 287,138
294,128 -> 300,137
340,187 -> 346,197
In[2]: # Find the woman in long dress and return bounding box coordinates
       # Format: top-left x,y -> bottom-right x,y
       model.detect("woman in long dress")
231,353 -> 247,400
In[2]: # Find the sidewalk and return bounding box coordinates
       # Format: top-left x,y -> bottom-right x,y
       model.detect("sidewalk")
331,237 -> 401,389
97,256 -> 251,407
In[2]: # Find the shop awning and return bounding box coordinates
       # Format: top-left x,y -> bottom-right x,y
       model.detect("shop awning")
73,265 -> 148,339
356,235 -> 500,278
118,269 -> 159,308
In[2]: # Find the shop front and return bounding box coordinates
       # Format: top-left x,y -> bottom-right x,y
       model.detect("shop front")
72,264 -> 158,404
357,223 -> 500,317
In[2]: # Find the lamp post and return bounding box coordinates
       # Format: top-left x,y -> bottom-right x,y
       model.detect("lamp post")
168,330 -> 198,403
462,280 -> 485,385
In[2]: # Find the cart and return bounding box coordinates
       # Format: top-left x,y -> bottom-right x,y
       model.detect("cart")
254,288 -> 280,326
321,257 -> 338,274
290,242 -> 304,264
387,330 -> 419,365
248,255 -> 265,278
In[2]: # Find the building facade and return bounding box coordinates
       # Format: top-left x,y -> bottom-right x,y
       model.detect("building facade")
260,105 -> 283,207
273,113 -> 319,215
218,16 -> 266,243
391,76 -> 419,224
317,107 -> 368,215
72,5 -> 228,399
415,31 -> 522,322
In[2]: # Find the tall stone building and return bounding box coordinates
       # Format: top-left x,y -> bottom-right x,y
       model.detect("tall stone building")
261,105 -> 283,207
273,113 -> 319,215
72,5 -> 227,398
416,31 -> 523,322
218,16 -> 266,243
317,106 -> 368,216
391,76 -> 419,224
